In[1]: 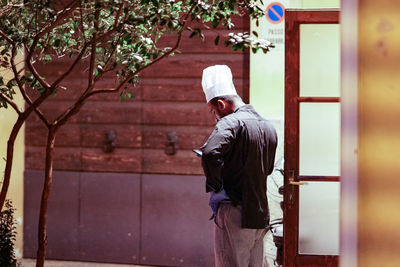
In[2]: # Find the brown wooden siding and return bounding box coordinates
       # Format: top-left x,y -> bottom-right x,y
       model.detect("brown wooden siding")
25,16 -> 250,176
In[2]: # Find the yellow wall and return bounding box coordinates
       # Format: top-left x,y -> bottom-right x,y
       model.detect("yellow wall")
342,0 -> 400,266
0,52 -> 24,259
358,0 -> 400,265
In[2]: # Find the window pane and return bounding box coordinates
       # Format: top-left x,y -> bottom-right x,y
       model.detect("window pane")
300,24 -> 340,97
299,181 -> 340,255
299,103 -> 340,176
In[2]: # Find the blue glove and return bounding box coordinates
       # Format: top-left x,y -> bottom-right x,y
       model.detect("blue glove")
209,189 -> 230,216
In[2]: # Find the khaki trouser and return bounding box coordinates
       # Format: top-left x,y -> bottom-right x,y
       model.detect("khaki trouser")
214,202 -> 268,267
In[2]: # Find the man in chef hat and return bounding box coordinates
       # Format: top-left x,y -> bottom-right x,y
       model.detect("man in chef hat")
201,65 -> 278,267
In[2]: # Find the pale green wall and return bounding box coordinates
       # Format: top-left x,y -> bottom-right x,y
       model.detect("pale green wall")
249,0 -> 340,119
250,1 -> 341,256
301,0 -> 340,8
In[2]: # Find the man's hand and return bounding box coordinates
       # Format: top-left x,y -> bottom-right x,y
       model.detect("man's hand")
209,189 -> 230,216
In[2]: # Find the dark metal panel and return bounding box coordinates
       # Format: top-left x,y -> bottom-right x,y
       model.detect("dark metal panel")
79,172 -> 141,264
23,170 -> 80,260
141,174 -> 214,267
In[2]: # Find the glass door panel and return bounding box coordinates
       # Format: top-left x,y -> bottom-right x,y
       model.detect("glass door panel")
285,10 -> 340,266
299,103 -> 341,176
299,181 -> 340,255
300,24 -> 340,97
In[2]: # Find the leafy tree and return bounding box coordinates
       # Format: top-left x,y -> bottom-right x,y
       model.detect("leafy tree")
0,0 -> 273,266
0,200 -> 18,267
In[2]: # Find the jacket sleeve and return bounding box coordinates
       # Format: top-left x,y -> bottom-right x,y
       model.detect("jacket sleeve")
201,119 -> 238,193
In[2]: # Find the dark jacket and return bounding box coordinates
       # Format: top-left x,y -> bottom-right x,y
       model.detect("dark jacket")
201,104 -> 277,229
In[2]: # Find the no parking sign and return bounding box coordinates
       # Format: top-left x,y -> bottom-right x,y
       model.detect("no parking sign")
266,2 -> 285,24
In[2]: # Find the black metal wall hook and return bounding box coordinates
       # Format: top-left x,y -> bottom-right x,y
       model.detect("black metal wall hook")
165,132 -> 179,155
103,130 -> 116,153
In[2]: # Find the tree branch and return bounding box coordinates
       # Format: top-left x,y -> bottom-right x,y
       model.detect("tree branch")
0,0 -> 21,17
86,4 -> 196,98
48,24 -> 118,89
48,3 -> 196,131
0,93 -> 20,114
88,1 -> 100,89
114,2 -> 124,28
32,107 -> 50,128
51,81 -> 96,128
26,0 -> 81,92
50,42 -> 90,89
25,59 -> 50,91
0,86 -> 53,210
0,29 -> 15,45
11,46 -> 31,104
0,116 -> 25,210
4,36 -> 51,127
79,2 -> 86,43
35,0 -> 80,40
93,33 -> 122,80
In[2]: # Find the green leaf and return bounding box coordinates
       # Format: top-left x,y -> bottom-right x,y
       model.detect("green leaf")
231,44 -> 240,51
54,39 -> 61,47
212,19 -> 220,28
120,93 -> 126,101
6,79 -> 16,89
73,20 -> 79,28
38,87 -> 46,94
30,79 -> 39,88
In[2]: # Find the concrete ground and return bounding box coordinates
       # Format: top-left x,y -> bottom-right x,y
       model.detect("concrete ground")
20,259 -> 159,267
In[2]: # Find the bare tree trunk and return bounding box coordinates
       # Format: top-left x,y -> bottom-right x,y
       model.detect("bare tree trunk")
36,127 -> 57,267
0,116 -> 25,210
0,93 -> 51,211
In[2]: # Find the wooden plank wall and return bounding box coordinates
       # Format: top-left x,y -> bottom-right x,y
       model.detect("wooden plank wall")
25,16 -> 250,175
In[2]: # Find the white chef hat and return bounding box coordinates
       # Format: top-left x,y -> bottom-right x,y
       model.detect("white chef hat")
201,65 -> 237,103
